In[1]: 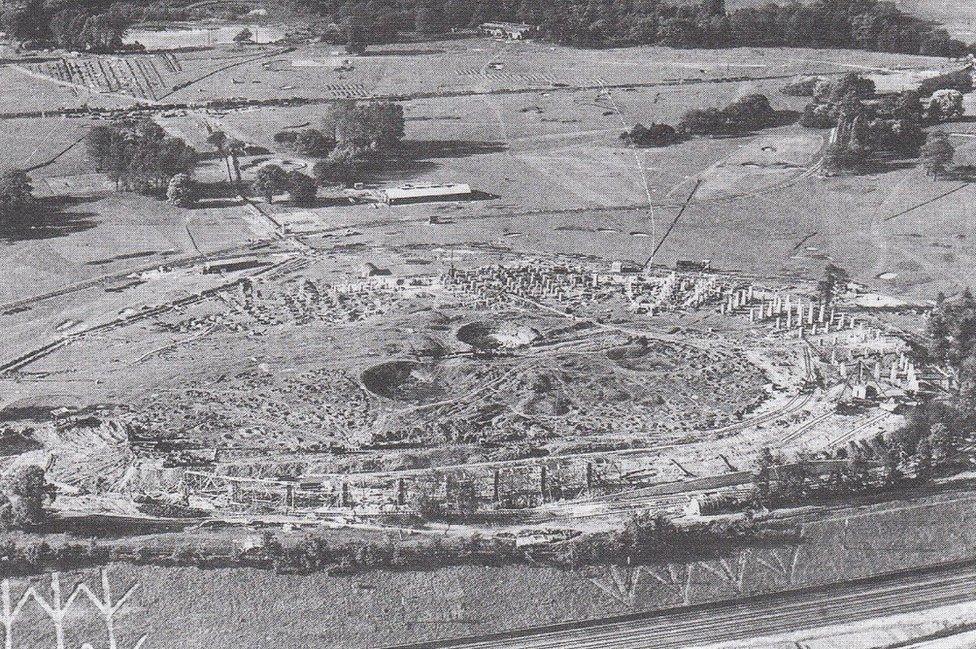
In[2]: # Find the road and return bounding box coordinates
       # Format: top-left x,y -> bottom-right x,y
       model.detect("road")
385,559 -> 976,649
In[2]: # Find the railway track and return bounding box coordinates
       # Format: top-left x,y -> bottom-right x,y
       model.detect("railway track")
827,411 -> 892,449
386,559 -> 976,649
0,255 -> 300,375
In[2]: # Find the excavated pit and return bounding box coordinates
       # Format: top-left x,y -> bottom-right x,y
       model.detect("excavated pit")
456,321 -> 540,351
361,360 -> 446,404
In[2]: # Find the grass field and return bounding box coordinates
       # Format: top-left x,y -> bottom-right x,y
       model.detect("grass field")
4,488 -> 976,648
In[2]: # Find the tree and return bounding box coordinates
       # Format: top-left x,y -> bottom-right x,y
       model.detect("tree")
415,0 -> 446,35
346,21 -> 368,54
167,173 -> 196,207
927,288 -> 976,372
722,94 -> 776,131
818,263 -> 850,304
207,130 -> 234,183
927,89 -> 965,123
322,101 -> 371,153
822,139 -> 866,173
287,171 -> 317,205
253,164 -> 288,204
226,139 -> 245,185
920,29 -> 967,58
87,120 -> 195,194
678,107 -> 725,135
312,148 -> 363,187
366,101 -> 405,151
0,171 -> 35,224
323,101 -> 405,153
754,446 -> 777,504
48,7 -> 129,53
292,129 -> 336,157
5,465 -> 49,529
920,131 -> 955,179
1,0 -> 47,41
620,123 -> 681,147
233,28 -> 254,44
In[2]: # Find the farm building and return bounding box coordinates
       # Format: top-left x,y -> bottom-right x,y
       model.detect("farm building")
379,183 -> 473,205
479,22 -> 538,40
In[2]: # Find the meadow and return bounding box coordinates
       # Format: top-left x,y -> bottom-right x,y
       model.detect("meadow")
4,487 -> 976,648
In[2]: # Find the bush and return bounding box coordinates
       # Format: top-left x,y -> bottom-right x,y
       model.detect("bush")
273,130 -> 298,145
782,76 -> 824,97
286,171 -> 317,205
0,170 -> 35,224
620,122 -> 682,147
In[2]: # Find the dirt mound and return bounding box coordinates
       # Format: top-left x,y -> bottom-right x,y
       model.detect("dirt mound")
606,343 -> 674,371
361,361 -> 446,403
457,321 -> 539,350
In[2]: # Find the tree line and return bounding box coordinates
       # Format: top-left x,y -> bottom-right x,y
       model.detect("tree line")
791,71 -> 970,175
620,93 -> 780,147
291,0 -> 971,58
86,118 -> 197,194
75,99 -> 407,209
1,0 -> 131,52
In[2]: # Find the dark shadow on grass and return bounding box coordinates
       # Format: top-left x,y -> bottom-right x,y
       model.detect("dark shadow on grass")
398,139 -> 508,160
770,109 -> 802,128
853,157 -> 918,175
191,180 -> 241,209
286,196 -> 360,208
362,47 -> 446,56
947,165 -> 976,181
703,111 -> 803,139
359,140 -> 507,182
0,196 -> 98,242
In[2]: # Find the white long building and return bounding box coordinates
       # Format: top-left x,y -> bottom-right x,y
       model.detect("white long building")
379,183 -> 473,205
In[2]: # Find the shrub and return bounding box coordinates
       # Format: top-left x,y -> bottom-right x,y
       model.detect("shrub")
620,122 -> 682,147
273,130 -> 298,145
782,76 -> 824,97
286,171 -> 318,205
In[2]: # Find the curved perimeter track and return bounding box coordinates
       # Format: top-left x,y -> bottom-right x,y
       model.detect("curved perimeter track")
385,558 -> 976,649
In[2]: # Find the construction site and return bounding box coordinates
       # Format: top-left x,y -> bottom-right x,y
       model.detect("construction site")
0,4 -> 966,548
0,236 -> 935,532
